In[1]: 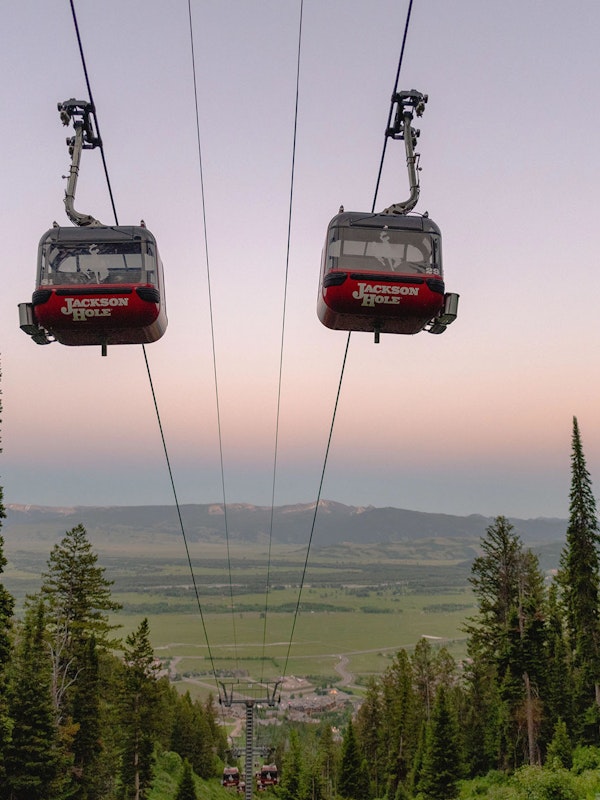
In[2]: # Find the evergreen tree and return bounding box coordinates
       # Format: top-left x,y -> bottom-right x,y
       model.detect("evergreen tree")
316,721 -> 338,799
338,720 -> 369,800
462,643 -> 503,774
466,516 -> 523,657
418,685 -> 462,800
411,639 -> 438,722
175,759 -> 197,800
169,690 -> 216,778
41,524 -> 121,715
543,585 -> 573,744
118,618 -> 162,800
545,718 -> 572,769
380,649 -> 417,795
5,598 -> 63,800
279,729 -> 304,800
558,416 -> 600,741
71,636 -> 102,800
466,516 -> 548,768
355,678 -> 384,797
41,523 -> 122,794
204,693 -> 228,761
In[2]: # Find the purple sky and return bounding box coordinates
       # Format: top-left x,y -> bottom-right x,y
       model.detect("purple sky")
2,1 -> 600,519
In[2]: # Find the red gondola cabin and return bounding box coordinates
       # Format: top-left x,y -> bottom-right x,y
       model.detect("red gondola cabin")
19,224 -> 167,354
317,211 -> 457,339
223,767 -> 242,790
256,764 -> 278,790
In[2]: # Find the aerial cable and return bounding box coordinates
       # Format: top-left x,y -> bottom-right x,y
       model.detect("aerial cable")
260,0 -> 304,684
372,0 -> 415,212
67,0 -> 222,689
186,0 -> 240,670
279,0 -> 416,678
68,0 -> 119,225
143,348 -> 219,680
281,334 -> 351,679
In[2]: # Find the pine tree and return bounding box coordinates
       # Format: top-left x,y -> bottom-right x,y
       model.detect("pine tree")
71,636 -> 102,800
41,524 -> 121,724
543,584 -> 573,743
462,643 -> 503,774
466,516 -> 548,767
175,759 -> 197,800
41,523 -> 122,795
169,690 -> 216,778
5,598 -> 63,800
279,729 -> 304,800
418,685 -> 462,800
466,516 -> 523,657
316,721 -> 338,799
355,678 -> 384,797
558,416 -> 600,740
380,649 -> 417,795
545,718 -> 572,769
118,618 -> 162,800
338,720 -> 369,800
412,639 -> 438,722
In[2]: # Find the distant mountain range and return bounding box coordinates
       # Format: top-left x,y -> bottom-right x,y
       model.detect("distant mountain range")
3,501 -> 568,550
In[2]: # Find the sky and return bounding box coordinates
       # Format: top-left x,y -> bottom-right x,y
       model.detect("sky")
2,0 -> 600,520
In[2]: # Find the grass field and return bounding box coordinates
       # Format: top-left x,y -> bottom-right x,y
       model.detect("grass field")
4,538 -> 476,695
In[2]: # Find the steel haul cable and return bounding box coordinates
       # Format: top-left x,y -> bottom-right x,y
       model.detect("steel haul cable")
279,0 -> 416,683
185,0 -> 240,673
67,0 -> 221,688
259,0 -> 305,684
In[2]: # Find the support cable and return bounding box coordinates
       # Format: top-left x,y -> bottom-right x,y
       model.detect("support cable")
69,0 -> 119,226
260,0 -> 304,683
68,0 -> 222,688
281,334 -> 351,678
280,0 -> 415,681
371,0 -> 415,212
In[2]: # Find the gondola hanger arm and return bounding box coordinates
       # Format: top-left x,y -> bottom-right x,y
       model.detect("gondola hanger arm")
58,98 -> 104,227
382,89 -> 427,215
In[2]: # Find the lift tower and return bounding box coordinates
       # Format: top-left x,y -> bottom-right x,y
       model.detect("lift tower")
220,681 -> 281,800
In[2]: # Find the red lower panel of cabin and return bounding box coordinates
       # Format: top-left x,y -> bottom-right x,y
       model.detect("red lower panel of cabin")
32,285 -> 167,346
317,272 -> 445,335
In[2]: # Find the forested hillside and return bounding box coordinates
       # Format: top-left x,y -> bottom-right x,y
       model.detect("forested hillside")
3,419 -> 600,798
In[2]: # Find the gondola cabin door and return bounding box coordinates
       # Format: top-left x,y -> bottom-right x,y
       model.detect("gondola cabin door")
317,211 -> 447,336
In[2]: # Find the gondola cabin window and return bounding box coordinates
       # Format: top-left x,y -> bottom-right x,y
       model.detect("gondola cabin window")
325,224 -> 441,277
38,229 -> 158,287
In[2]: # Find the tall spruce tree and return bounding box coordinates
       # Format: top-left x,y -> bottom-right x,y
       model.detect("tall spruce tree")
465,516 -> 548,768
543,584 -> 573,743
338,720 -> 369,800
118,618 -> 161,800
279,729 -> 304,800
41,523 -> 122,795
5,598 -> 63,800
316,720 -> 338,799
558,416 -> 600,741
355,678 -> 384,797
418,685 -> 461,800
380,649 -> 417,795
174,760 -> 197,800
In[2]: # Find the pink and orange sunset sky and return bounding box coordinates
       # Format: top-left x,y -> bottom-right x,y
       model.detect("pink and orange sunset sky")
2,1 -> 600,520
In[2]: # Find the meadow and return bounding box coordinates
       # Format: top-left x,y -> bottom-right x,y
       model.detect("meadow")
4,536 -> 476,695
